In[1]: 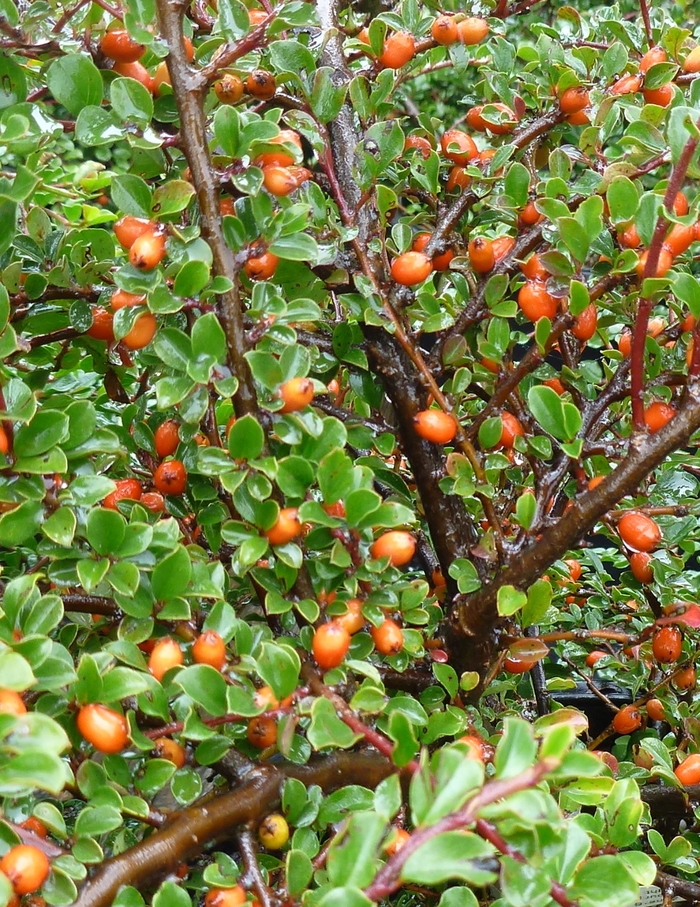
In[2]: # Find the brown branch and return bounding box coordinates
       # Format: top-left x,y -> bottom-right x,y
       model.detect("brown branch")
155,0 -> 259,419
73,753 -> 396,907
62,594 -> 120,617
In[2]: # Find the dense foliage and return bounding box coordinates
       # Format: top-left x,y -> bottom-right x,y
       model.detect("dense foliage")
1,0 -> 700,905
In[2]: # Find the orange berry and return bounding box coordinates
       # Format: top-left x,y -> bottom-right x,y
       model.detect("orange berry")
585,650 -> 607,668
0,690 -> 26,716
646,698 -> 666,722
77,703 -> 129,754
385,829 -> 411,855
255,129 -> 302,167
412,232 -> 453,271
504,655 -> 536,673
468,237 -> 495,273
154,459 -> 187,496
639,46 -> 667,73
278,377 -> 314,413
492,236 -> 515,262
114,215 -> 155,250
440,129 -> 478,165
431,15 -> 458,45
371,618 -> 404,655
0,846 -> 50,896
262,165 -> 301,197
380,31 -> 416,69
675,753 -> 700,785
0,426 -> 8,456
153,737 -> 187,768
559,86 -> 590,114
499,411 -> 524,448
618,329 -> 633,356
246,69 -> 276,100
652,626 -> 682,664
100,29 -> 146,63
122,312 -> 157,350
19,818 -> 47,839
684,47 -> 700,74
643,83 -> 673,106
457,16 -> 489,45
192,630 -> 227,671
618,511 -> 661,552
618,223 -> 641,249
112,60 -> 155,93
543,377 -> 565,395
141,491 -> 165,513
103,478 -> 142,510
520,254 -> 547,281
413,409 -> 458,444
129,229 -> 166,270
111,288 -> 145,309
334,599 -> 365,635
519,199 -> 541,227
390,251 -> 433,286
370,530 -> 416,567
644,400 -> 675,432
244,249 -> 279,280
629,551 -> 653,583
611,73 -> 642,95
204,887 -> 247,907
404,135 -> 433,158
466,102 -> 516,134
664,223 -> 696,257
612,704 -> 642,734
446,165 -> 470,192
87,306 -> 114,341
253,685 -> 280,710
215,73 -> 244,104
247,715 -> 277,748
675,665 -> 696,690
154,420 -> 180,459
571,303 -> 598,341
312,621 -> 351,670
518,281 -> 558,321
265,507 -> 301,546
153,61 -> 172,95
148,638 -> 184,681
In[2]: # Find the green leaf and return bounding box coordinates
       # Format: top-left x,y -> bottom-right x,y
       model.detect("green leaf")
42,507 -> 77,547
177,665 -> 228,716
497,584 -> 527,617
228,414 -> 265,460
86,508 -> 126,556
494,717 -> 538,779
152,545 -> 192,601
522,580 -> 552,626
152,881 -> 192,907
0,501 -> 43,547
257,642 -> 300,700
528,385 -> 581,442
173,260 -> 211,298
504,161 -> 530,207
111,174 -> 152,219
47,56 -> 103,116
326,811 -> 385,887
606,176 -> 639,225
310,67 -> 348,123
286,849 -> 314,896
0,651 -> 35,690
401,832 -> 496,886
307,698 -> 362,750
569,855 -> 639,907
0,752 -> 69,796
14,410 -> 69,457
110,77 -> 154,124
191,312 -> 226,363
269,233 -> 319,263
152,180 -> 196,217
